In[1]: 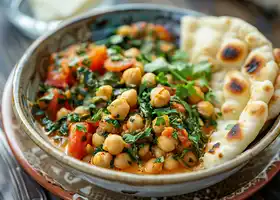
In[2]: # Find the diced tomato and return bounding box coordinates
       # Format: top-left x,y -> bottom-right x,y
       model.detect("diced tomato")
202,125 -> 215,135
178,129 -> 191,148
172,102 -> 186,113
104,58 -> 135,72
45,65 -> 75,89
162,127 -> 174,137
88,45 -> 107,73
154,25 -> 172,41
67,122 -> 93,159
45,88 -> 65,121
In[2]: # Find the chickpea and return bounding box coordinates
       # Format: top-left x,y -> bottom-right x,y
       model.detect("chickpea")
152,146 -> 166,158
164,153 -> 180,171
188,86 -> 204,104
180,151 -> 198,167
197,101 -> 214,118
92,133 -> 105,147
82,154 -> 92,163
120,89 -> 137,108
133,61 -> 144,75
91,152 -> 113,168
103,134 -> 125,155
165,74 -> 173,84
96,85 -> 113,100
124,48 -> 140,58
107,98 -> 130,120
114,153 -> 132,169
157,136 -> 176,152
144,158 -> 163,174
127,114 -> 144,131
141,73 -> 157,88
86,144 -> 94,154
150,87 -> 170,108
122,68 -> 142,87
152,115 -> 169,135
74,106 -> 90,116
195,79 -> 209,93
117,25 -> 132,36
56,107 -> 70,120
139,144 -> 150,158
98,115 -> 119,133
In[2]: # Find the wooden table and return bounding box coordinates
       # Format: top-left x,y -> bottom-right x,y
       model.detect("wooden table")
0,0 -> 279,199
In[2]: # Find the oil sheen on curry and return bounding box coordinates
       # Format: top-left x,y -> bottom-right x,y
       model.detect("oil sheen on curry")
32,22 -> 218,174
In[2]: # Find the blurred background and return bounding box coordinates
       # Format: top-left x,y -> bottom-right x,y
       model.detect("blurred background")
0,0 -> 279,199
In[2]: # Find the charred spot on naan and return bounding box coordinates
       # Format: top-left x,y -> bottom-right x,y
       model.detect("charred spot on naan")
226,123 -> 243,141
217,40 -> 248,64
244,54 -> 265,75
225,77 -> 247,94
263,83 -> 274,93
207,142 -> 220,154
245,102 -> 267,117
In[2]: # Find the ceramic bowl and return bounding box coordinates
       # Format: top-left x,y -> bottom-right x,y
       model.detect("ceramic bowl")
12,4 -> 280,197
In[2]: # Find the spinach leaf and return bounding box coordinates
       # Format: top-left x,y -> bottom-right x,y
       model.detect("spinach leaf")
170,96 -> 192,117
123,128 -> 152,144
67,113 -> 80,122
153,108 -> 177,116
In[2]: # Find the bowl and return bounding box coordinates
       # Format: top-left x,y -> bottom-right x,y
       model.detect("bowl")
12,4 -> 280,197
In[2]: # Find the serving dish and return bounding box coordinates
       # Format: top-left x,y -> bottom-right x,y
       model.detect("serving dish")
12,4 -> 280,196
3,71 -> 280,199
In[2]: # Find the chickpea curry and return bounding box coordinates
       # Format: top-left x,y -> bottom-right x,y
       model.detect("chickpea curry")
32,22 -> 218,174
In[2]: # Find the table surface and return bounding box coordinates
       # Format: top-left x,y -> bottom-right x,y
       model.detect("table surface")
0,0 -> 279,199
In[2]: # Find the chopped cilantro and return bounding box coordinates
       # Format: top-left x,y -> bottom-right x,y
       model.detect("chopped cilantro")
155,116 -> 166,126
38,92 -> 54,102
154,156 -> 164,163
76,124 -> 87,132
104,116 -> 120,128
67,113 -> 80,122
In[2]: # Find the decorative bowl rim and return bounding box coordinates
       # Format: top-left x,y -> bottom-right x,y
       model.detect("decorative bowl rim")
12,3 -> 280,185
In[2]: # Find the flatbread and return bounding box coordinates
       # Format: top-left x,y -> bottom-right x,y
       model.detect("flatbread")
181,16 -> 279,168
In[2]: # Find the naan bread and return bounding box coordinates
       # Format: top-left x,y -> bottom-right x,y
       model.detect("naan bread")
181,16 -> 279,168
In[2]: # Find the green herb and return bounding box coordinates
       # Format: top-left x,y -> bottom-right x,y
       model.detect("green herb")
144,57 -> 169,73
156,72 -> 171,86
82,56 -> 91,67
136,54 -> 151,64
154,156 -> 164,163
172,131 -> 178,140
125,144 -> 139,162
41,117 -> 59,134
107,46 -> 122,56
92,146 -> 103,155
225,124 -> 235,130
104,116 -> 120,128
31,104 -> 45,116
175,82 -> 197,99
192,61 -> 212,80
92,108 -> 103,122
59,121 -> 68,135
38,83 -> 50,93
38,92 -> 54,102
69,57 -> 80,67
153,108 -> 177,116
76,124 -> 87,132
111,55 -> 123,61
109,35 -> 124,45
67,113 -> 80,122
171,96 -> 192,117
98,72 -> 121,87
205,89 -> 215,103
171,50 -> 189,62
76,49 -> 86,56
123,128 -> 152,144
155,116 -> 166,126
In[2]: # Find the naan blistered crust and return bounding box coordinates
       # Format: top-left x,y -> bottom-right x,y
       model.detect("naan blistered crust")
181,16 -> 279,168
